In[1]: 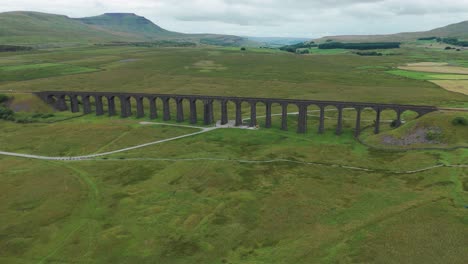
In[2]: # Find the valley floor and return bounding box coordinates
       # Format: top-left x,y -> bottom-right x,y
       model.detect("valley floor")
0,45 -> 467,263
0,112 -> 467,264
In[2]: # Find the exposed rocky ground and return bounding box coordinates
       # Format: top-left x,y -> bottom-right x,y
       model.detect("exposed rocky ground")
381,127 -> 444,146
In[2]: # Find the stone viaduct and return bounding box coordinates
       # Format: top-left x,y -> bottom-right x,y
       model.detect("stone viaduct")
35,91 -> 438,136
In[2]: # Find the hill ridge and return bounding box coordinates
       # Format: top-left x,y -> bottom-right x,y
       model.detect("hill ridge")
0,11 -> 252,46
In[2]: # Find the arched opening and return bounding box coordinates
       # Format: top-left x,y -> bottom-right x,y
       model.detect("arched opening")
391,109 -> 420,128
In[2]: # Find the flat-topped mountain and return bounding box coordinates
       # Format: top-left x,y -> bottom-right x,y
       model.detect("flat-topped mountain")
76,13 -> 179,38
0,11 -> 251,46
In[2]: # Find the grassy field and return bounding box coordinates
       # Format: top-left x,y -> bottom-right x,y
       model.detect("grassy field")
0,46 -> 467,107
0,45 -> 467,263
0,114 -> 467,263
362,111 -> 468,149
431,80 -> 468,95
0,63 -> 99,81
387,69 -> 468,80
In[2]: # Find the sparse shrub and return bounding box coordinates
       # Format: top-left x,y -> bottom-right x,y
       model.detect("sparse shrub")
452,117 -> 468,126
240,47 -> 246,51
445,46 -> 453,50
390,120 -> 400,128
0,94 -> 9,104
41,113 -> 55,118
15,117 -> 34,124
0,106 -> 14,120
425,129 -> 442,141
356,51 -> 383,56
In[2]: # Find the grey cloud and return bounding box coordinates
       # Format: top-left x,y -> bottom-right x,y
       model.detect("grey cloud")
0,0 -> 467,37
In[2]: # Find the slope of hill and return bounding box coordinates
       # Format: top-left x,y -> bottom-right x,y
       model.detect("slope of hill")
315,20 -> 468,43
76,13 -> 179,39
0,11 -> 133,45
0,11 -> 252,47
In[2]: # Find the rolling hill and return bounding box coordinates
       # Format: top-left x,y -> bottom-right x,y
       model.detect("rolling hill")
76,13 -> 180,39
315,20 -> 468,43
0,11 -> 252,47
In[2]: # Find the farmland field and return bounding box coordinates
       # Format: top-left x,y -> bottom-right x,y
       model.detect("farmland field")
0,45 -> 467,263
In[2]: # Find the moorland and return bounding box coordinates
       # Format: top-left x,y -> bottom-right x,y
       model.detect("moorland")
0,11 -> 467,264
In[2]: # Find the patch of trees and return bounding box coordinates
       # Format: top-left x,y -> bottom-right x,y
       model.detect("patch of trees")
417,37 -> 439,41
356,51 -> 383,56
0,45 -> 33,52
452,117 -> 468,126
296,49 -> 310,54
318,42 -> 401,50
279,42 -> 317,53
439,37 -> 468,47
0,94 -> 14,121
97,41 -> 196,48
418,37 -> 468,47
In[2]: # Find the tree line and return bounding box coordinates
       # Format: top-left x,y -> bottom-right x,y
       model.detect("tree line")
279,42 -> 317,53
318,42 -> 401,50
418,37 -> 468,47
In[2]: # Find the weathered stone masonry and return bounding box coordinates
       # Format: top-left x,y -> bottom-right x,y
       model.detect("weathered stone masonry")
35,91 -> 438,135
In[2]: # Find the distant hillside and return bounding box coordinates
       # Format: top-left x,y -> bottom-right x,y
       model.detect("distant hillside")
315,20 -> 468,43
0,11 -> 131,45
76,13 -> 180,38
246,37 -> 312,47
0,11 -> 253,47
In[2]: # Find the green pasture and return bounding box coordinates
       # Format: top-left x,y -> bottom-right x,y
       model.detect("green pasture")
0,45 -> 467,107
0,63 -> 99,81
387,69 -> 468,80
0,45 -> 467,263
0,113 -> 466,263
308,47 -> 349,54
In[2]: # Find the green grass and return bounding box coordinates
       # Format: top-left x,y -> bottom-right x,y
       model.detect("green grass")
0,46 -> 467,106
0,45 -> 467,263
362,111 -> 468,149
308,47 -> 349,54
0,63 -> 99,81
0,117 -> 198,156
387,69 -> 468,80
0,114 -> 466,263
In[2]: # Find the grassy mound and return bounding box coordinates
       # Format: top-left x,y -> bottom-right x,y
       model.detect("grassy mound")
362,111 -> 468,149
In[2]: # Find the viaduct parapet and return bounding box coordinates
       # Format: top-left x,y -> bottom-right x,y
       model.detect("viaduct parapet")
35,91 -> 438,136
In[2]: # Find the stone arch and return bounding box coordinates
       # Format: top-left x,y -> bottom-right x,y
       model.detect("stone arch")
396,108 -> 424,127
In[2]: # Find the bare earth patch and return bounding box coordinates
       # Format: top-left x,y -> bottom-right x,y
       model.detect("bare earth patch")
430,80 -> 468,95
191,60 -> 227,72
406,62 -> 449,67
381,127 -> 442,146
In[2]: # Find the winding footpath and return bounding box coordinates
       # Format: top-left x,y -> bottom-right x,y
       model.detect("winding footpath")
0,123 -> 217,161
0,112 -> 466,175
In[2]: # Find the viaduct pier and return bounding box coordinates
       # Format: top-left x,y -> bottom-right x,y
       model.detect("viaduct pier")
35,91 -> 438,136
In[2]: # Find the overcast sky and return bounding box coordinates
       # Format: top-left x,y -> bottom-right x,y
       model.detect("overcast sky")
1,0 -> 468,38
